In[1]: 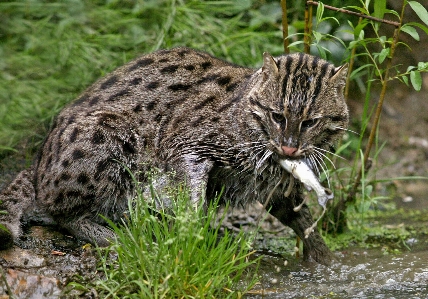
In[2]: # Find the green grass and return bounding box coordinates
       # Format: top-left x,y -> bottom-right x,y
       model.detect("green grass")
68,187 -> 260,298
0,0 -> 283,158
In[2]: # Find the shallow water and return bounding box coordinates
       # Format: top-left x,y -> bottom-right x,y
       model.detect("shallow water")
247,246 -> 428,298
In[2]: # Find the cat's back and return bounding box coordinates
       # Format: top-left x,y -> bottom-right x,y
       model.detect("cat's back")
34,48 -> 254,211
61,47 -> 252,116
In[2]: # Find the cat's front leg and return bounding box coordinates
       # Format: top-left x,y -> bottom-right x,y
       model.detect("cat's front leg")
172,153 -> 214,209
266,197 -> 333,265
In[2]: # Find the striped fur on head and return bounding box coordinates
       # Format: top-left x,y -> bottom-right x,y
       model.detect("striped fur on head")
246,52 -> 349,161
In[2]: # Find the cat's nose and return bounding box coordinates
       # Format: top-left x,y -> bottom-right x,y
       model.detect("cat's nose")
281,146 -> 298,157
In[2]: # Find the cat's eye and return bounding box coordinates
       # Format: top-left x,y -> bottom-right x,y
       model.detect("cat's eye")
271,112 -> 285,124
301,119 -> 318,131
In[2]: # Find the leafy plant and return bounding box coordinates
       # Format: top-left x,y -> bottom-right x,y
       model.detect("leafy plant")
69,186 -> 259,298
289,0 -> 428,233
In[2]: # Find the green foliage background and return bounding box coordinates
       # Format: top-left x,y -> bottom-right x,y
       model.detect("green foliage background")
1,0 -> 353,157
0,0 -> 286,157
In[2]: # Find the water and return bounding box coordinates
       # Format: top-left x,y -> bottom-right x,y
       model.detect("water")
247,247 -> 428,298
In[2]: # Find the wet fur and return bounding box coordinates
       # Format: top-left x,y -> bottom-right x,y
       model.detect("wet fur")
0,48 -> 348,264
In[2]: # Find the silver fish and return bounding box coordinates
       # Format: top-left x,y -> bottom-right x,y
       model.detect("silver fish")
279,159 -> 333,209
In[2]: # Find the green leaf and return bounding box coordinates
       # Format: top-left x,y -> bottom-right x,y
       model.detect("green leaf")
315,44 -> 329,60
287,40 -> 305,48
408,1 -> 428,27
385,8 -> 400,18
316,2 -> 324,23
378,48 -> 390,63
402,75 -> 409,86
353,21 -> 368,40
373,0 -> 386,19
359,200 -> 372,213
401,24 -> 420,41
417,61 -> 428,70
312,30 -> 323,42
407,65 -> 417,72
365,185 -> 373,197
347,5 -> 369,15
410,70 -> 422,91
350,64 -> 372,80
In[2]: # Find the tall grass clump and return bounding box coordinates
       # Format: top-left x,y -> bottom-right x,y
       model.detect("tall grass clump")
86,186 -> 259,298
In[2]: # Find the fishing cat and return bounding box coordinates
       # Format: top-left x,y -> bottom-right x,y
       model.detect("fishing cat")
0,48 -> 348,265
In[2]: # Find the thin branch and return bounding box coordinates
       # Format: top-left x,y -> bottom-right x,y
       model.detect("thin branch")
306,1 -> 401,28
281,0 -> 289,53
304,2 -> 311,53
344,17 -> 362,99
307,3 -> 313,54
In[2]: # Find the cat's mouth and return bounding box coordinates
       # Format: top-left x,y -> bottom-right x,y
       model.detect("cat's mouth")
281,145 -> 301,158
269,140 -> 305,159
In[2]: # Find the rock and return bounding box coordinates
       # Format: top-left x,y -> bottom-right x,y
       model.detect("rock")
1,268 -> 61,298
0,247 -> 45,268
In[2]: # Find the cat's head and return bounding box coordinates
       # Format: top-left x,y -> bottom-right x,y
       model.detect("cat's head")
248,52 -> 349,161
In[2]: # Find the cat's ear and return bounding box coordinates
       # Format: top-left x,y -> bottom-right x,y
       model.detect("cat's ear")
330,64 -> 348,95
330,63 -> 348,87
262,52 -> 278,79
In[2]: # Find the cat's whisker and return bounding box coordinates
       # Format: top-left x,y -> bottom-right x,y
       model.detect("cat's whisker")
313,146 -> 346,161
251,147 -> 266,160
334,126 -> 359,135
308,155 -> 321,176
225,142 -> 263,154
312,152 -> 331,188
235,144 -> 264,159
313,148 -> 336,170
313,150 -> 331,173
255,149 -> 272,171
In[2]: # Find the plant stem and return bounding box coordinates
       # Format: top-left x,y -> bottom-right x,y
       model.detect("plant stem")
344,17 -> 362,100
347,0 -> 405,204
281,0 -> 289,53
303,1 -> 313,54
304,2 -> 311,53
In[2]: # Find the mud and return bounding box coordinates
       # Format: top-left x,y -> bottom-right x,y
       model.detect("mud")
0,226 -> 99,298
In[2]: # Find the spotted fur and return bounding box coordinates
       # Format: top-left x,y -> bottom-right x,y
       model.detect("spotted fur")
0,48 -> 348,264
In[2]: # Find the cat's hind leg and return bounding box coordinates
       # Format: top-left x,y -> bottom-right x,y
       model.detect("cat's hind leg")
56,217 -> 116,247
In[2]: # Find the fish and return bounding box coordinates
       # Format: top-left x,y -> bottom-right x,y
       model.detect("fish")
279,158 -> 333,238
279,158 -> 333,209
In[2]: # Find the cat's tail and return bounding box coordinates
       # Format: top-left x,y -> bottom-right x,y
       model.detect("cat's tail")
0,166 -> 36,250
